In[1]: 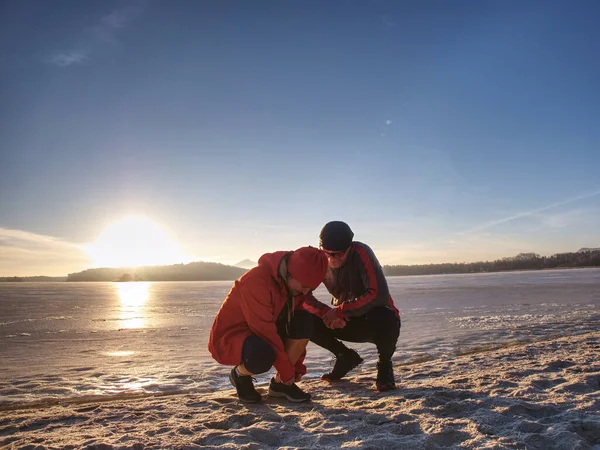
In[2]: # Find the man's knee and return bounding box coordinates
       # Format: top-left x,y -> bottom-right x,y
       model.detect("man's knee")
367,306 -> 399,324
308,311 -> 336,338
366,307 -> 401,336
241,335 -> 275,374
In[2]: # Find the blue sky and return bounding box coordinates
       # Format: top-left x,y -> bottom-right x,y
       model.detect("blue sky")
1,0 -> 599,276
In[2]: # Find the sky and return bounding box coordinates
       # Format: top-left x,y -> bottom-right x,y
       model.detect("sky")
1,0 -> 599,276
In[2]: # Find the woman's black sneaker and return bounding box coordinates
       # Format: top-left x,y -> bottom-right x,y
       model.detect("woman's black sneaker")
229,367 -> 262,403
321,349 -> 364,381
375,361 -> 397,391
268,378 -> 311,402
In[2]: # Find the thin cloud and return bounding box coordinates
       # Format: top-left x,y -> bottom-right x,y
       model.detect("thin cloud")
0,228 -> 91,276
530,207 -> 599,230
46,0 -> 145,67
460,189 -> 600,235
379,15 -> 396,30
90,2 -> 145,44
47,50 -> 91,67
385,120 -> 392,125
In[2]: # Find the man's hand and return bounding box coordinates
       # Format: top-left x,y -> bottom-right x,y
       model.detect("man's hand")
294,372 -> 303,382
323,308 -> 347,329
275,373 -> 296,385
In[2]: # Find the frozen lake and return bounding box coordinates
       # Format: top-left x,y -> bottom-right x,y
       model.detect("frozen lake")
1,267 -> 599,409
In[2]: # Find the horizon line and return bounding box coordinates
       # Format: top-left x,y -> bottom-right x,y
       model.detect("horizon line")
3,247 -> 599,278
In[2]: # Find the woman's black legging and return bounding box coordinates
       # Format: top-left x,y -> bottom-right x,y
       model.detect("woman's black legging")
310,306 -> 401,362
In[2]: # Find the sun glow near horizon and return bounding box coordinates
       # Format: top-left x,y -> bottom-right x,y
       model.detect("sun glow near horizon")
85,216 -> 192,268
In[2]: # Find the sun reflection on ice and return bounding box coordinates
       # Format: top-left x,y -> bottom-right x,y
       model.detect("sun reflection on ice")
116,282 -> 151,329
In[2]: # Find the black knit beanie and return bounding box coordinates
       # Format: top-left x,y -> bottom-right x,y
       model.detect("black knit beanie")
319,221 -> 354,251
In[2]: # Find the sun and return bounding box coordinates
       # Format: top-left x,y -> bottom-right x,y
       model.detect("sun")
86,216 -> 191,268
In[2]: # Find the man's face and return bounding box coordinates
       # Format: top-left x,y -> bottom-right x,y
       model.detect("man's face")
287,277 -> 312,296
322,247 -> 350,269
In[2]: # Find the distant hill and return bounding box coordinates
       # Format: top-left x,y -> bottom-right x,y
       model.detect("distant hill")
66,261 -> 247,282
234,259 -> 257,269
577,247 -> 600,253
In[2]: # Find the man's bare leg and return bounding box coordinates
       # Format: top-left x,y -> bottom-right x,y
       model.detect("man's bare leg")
235,363 -> 252,376
274,338 -> 309,383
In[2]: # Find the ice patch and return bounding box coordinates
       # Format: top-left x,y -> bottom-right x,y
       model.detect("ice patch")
104,351 -> 135,356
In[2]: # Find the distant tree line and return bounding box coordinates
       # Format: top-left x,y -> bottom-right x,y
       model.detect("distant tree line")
0,276 -> 24,282
0,276 -> 66,282
383,250 -> 600,276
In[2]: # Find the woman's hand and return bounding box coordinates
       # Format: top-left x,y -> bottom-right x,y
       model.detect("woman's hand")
323,308 -> 347,329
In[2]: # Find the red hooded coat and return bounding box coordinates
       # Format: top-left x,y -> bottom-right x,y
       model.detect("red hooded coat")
208,251 -> 327,382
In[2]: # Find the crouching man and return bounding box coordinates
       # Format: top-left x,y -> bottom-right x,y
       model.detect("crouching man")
208,247 -> 328,403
